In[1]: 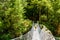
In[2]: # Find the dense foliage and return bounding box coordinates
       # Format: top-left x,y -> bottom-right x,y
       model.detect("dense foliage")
0,0 -> 32,40
0,0 -> 60,40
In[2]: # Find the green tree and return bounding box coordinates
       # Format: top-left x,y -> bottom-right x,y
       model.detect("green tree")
0,0 -> 32,40
25,0 -> 60,36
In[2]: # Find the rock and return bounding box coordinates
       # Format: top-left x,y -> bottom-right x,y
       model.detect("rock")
40,25 -> 55,40
11,24 -> 55,40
